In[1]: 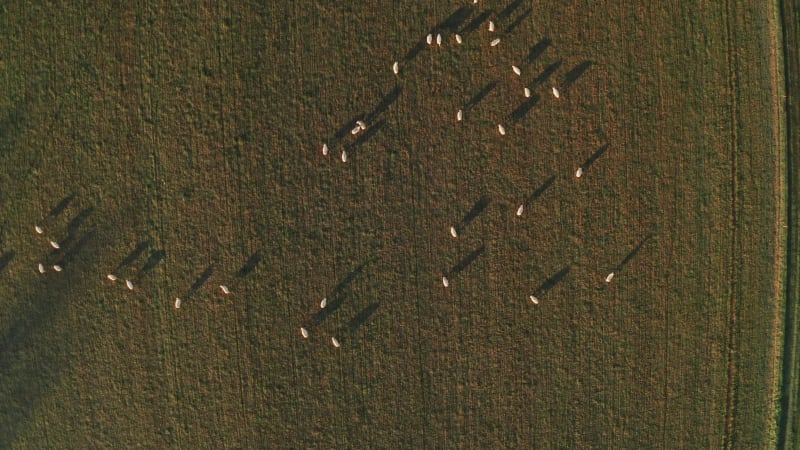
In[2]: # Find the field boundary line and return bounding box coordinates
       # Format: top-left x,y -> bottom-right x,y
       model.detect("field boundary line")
777,0 -> 800,448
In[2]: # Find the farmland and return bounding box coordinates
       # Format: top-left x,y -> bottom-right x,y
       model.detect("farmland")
0,0 -> 794,448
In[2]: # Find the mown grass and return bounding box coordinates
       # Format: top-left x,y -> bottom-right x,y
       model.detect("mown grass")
0,1 -> 788,447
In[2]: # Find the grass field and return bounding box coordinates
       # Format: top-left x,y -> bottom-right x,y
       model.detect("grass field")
0,1 -> 794,447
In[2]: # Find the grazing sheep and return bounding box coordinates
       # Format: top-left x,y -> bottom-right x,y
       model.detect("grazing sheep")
488,21 -> 495,32
49,240 -> 60,249
490,38 -> 501,47
175,297 -> 181,309
392,61 -> 399,74
427,33 -> 433,45
529,295 -> 539,305
524,87 -> 531,98
331,336 -> 341,348
126,279 -> 134,290
38,263 -> 45,274
457,109 -> 463,121
575,167 -> 583,178
552,86 -> 560,98
497,124 -> 506,135
357,120 -> 366,130
516,204 -> 524,216
455,34 -> 463,44
107,274 -> 118,281
341,151 -> 348,163
35,225 -> 44,234
442,276 -> 449,287
220,285 -> 231,295
436,33 -> 442,46
320,297 -> 328,308
605,272 -> 615,283
450,226 -> 458,238
351,125 -> 362,135
322,143 -> 329,156
512,65 -> 521,76
52,265 -> 62,272
301,327 -> 309,338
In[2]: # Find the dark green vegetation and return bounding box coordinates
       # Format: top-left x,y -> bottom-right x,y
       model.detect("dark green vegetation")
0,1 -> 792,447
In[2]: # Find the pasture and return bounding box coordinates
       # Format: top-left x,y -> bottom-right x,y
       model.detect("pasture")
0,1 -> 793,447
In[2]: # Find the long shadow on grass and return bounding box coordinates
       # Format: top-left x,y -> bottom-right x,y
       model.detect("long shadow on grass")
237,250 -> 262,277
347,303 -> 380,333
0,228 -> 103,447
528,38 -> 552,64
509,94 -> 540,122
115,240 -> 151,272
464,82 -> 497,111
455,195 -> 491,234
461,9 -> 493,34
534,265 -> 571,297
529,60 -> 562,89
613,235 -> 652,273
522,176 -> 556,207
578,143 -> 610,174
365,86 -> 402,123
49,193 -> 76,218
448,245 -> 486,275
498,0 -> 524,20
437,6 -> 473,33
140,249 -> 166,274
563,60 -> 593,90
53,229 -> 96,269
66,207 -> 94,236
0,250 -> 14,274
502,8 -> 531,34
191,264 -> 215,291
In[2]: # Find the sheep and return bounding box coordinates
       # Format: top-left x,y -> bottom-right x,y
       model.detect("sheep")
38,263 -> 45,274
392,61 -> 399,74
490,38 -> 501,47
322,143 -> 329,156
341,150 -> 348,163
52,264 -> 63,272
331,336 -> 341,348
605,272 -> 615,283
436,33 -> 443,46
357,120 -> 366,130
512,65 -> 521,76
516,204 -> 524,216
107,274 -> 118,281
552,86 -> 560,98
457,109 -> 463,121
320,297 -> 328,308
427,33 -> 433,45
175,297 -> 182,309
220,285 -> 231,295
49,240 -> 60,249
529,295 -> 539,305
126,279 -> 134,290
442,276 -> 449,287
575,167 -> 583,178
35,225 -> 44,234
488,21 -> 495,32
455,34 -> 463,44
450,226 -> 458,238
301,327 -> 309,338
497,124 -> 506,135
524,87 -> 531,98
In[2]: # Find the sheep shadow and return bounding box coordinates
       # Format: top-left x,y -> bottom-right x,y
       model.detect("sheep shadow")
437,5 -> 473,33
456,195 -> 491,233
237,250 -> 262,277
498,0 -> 524,20
528,38 -> 552,64
115,240 -> 151,271
191,264 -> 215,291
49,193 -> 76,217
503,8 -> 531,34
140,249 -> 166,274
509,94 -> 540,122
365,86 -> 402,123
461,9 -> 493,34
449,245 -> 486,275
578,144 -> 610,173
563,60 -> 593,89
347,303 -> 380,333
464,82 -> 497,111
534,266 -> 571,296
530,60 -> 562,89
525,175 -> 556,204
0,250 -> 14,274
613,235 -> 652,273
66,207 -> 94,236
